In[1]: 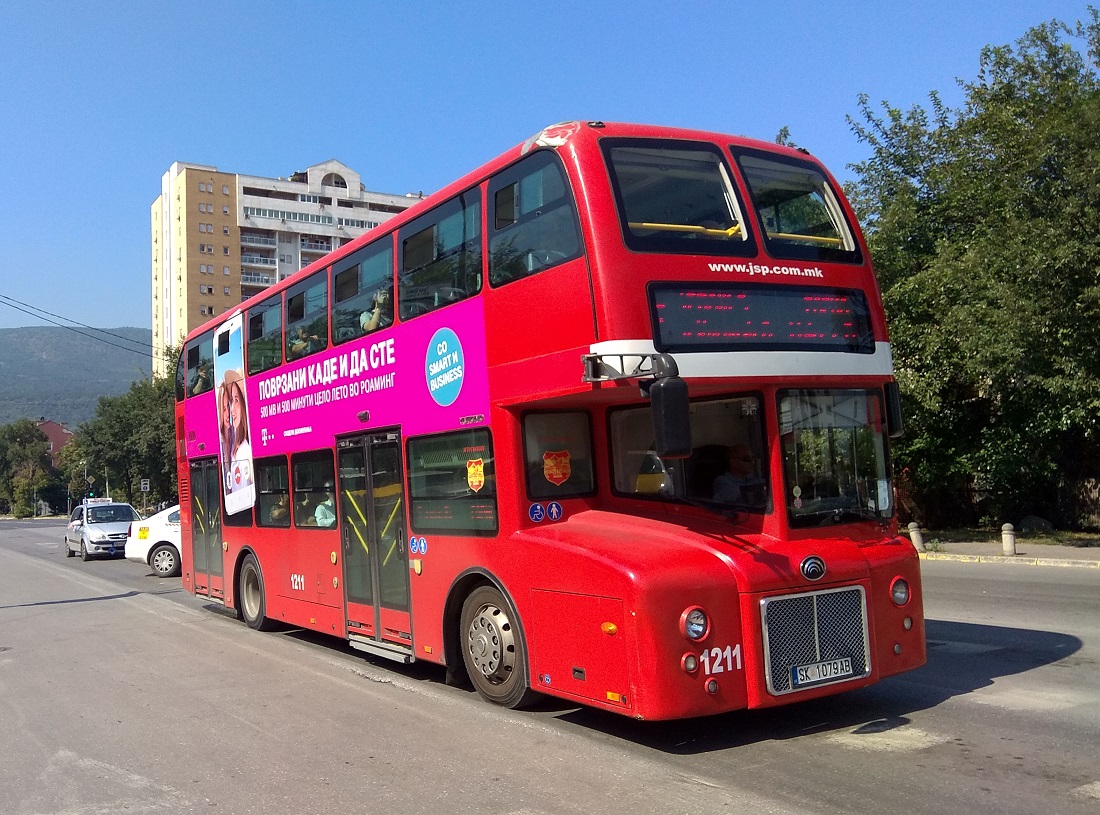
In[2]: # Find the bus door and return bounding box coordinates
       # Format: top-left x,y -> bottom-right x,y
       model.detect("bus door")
337,431 -> 412,661
189,458 -> 225,600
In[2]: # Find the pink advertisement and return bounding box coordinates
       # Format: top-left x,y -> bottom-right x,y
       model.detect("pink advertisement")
185,297 -> 490,460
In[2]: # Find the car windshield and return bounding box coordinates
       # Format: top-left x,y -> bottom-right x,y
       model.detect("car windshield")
779,389 -> 893,528
610,395 -> 769,514
88,506 -> 139,523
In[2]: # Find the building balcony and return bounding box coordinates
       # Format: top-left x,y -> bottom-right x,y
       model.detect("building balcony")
301,240 -> 332,253
241,233 -> 277,247
240,272 -> 274,287
241,254 -> 277,267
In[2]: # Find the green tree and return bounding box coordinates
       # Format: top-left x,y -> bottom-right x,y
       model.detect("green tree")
55,436 -> 90,503
0,420 -> 54,517
79,375 -> 177,508
847,12 -> 1100,527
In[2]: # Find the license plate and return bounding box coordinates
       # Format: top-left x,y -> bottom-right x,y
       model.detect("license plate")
792,657 -> 853,687
138,528 -> 149,539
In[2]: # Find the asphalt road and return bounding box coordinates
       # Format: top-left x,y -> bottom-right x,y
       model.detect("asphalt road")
2,519 -> 1098,815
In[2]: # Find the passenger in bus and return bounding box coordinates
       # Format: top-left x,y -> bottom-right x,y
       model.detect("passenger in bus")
268,493 -> 290,524
190,361 -> 212,395
360,288 -> 393,333
712,444 -> 761,504
288,326 -> 321,358
314,485 -> 336,528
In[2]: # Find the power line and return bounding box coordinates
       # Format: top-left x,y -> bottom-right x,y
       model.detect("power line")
0,294 -> 169,363
0,293 -> 153,352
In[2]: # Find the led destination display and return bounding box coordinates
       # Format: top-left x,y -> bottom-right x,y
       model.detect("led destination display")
650,283 -> 875,354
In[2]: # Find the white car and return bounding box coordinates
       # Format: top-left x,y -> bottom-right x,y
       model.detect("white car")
125,505 -> 182,578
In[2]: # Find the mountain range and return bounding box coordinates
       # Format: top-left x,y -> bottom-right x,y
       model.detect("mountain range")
0,326 -> 155,428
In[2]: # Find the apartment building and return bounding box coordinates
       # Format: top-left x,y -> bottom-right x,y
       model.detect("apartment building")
151,159 -> 415,375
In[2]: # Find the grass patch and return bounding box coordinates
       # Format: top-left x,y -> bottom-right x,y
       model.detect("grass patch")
918,528 -> 1100,548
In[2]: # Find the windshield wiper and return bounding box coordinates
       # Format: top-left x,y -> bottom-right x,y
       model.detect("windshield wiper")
796,506 -> 882,525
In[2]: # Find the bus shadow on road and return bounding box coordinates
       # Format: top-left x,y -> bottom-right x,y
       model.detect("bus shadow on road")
221,614 -> 1082,753
547,618 -> 1084,753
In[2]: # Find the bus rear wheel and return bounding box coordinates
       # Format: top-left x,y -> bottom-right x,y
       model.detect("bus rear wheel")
459,585 -> 538,709
238,553 -> 277,631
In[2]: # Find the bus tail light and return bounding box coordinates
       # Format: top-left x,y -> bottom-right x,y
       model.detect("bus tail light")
890,577 -> 910,606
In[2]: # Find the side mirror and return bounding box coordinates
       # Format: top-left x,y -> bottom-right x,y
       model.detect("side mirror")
885,381 -> 904,439
649,375 -> 692,459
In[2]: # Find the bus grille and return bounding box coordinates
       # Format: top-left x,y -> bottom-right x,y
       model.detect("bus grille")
760,585 -> 870,695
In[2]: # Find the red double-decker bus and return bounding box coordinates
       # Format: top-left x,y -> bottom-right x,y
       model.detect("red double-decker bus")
175,121 -> 924,720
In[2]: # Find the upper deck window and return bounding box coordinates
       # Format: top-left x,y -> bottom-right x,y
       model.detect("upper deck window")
489,151 -> 583,286
399,190 -> 482,320
734,150 -> 862,264
184,331 -> 214,398
333,239 -> 394,344
601,139 -> 754,257
247,294 -> 281,375
285,273 -> 328,362
174,349 -> 186,402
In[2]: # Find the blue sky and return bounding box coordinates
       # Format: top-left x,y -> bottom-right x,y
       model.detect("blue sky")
0,0 -> 1090,336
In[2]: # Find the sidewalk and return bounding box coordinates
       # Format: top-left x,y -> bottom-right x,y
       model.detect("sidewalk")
915,538 -> 1100,568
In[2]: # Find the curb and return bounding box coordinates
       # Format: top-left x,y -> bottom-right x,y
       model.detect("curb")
919,552 -> 1100,569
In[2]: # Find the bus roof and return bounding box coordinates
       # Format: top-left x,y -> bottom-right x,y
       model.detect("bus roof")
183,121 -> 825,344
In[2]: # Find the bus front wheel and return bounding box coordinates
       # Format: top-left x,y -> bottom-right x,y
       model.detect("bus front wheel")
459,585 -> 538,709
238,554 -> 277,631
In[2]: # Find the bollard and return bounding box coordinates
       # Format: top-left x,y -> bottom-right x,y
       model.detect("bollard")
1001,523 -> 1016,556
907,521 -> 925,553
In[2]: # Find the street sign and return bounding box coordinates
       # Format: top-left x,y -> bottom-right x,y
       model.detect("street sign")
140,479 -> 150,492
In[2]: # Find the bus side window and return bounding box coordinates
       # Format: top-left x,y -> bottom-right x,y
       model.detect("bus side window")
522,411 -> 595,499
255,456 -> 290,528
489,151 -> 583,287
292,450 -> 336,529
285,272 -> 329,362
185,331 -> 215,398
332,240 -> 394,344
407,429 -> 497,535
247,294 -> 281,375
398,190 -> 482,320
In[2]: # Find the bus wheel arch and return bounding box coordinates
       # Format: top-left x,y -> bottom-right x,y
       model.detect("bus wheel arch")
237,550 -> 278,631
451,575 -> 539,709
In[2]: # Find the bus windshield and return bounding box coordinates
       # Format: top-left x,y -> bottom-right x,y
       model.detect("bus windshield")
602,139 -> 754,257
610,396 -> 769,513
735,150 -> 861,264
779,389 -> 892,528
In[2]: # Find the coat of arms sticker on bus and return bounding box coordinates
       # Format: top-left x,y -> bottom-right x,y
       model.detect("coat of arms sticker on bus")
542,450 -> 571,486
466,458 -> 485,492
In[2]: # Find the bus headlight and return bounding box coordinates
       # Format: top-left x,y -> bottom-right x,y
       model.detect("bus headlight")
681,607 -> 709,641
890,578 -> 910,606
